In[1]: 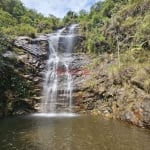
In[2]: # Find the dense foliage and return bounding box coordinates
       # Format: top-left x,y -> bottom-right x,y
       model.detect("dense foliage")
0,0 -> 62,37
62,0 -> 150,54
1,0 -> 149,53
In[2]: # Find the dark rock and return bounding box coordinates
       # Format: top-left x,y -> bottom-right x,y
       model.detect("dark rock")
12,100 -> 35,115
131,79 -> 145,90
87,102 -> 95,110
14,36 -> 49,57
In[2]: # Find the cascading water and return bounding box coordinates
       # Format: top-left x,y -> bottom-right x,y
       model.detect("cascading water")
41,24 -> 78,113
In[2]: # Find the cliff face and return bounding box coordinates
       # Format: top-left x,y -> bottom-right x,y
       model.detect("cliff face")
0,36 -> 49,116
75,53 -> 150,129
0,32 -> 86,116
71,0 -> 150,129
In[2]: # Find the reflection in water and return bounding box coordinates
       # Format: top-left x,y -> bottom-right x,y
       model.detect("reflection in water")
0,115 -> 150,150
34,117 -> 74,149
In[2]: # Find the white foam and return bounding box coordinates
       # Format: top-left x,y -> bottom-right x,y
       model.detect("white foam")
31,113 -> 79,118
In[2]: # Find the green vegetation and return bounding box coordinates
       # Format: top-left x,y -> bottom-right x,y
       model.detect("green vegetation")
0,0 -> 62,37
1,0 -> 149,54
65,0 -> 150,94
61,0 -> 150,55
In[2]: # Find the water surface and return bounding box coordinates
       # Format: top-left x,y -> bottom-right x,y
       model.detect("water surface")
0,114 -> 150,150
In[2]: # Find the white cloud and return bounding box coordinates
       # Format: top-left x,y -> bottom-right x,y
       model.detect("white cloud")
21,0 -> 104,18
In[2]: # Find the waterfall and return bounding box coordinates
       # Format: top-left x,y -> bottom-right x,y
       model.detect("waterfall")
41,24 -> 78,113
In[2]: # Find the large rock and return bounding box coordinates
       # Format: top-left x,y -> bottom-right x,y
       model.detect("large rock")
14,36 -> 48,57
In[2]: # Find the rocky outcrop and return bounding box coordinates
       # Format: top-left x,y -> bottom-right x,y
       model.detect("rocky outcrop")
0,35 -> 50,117
14,36 -> 48,57
74,53 -> 150,129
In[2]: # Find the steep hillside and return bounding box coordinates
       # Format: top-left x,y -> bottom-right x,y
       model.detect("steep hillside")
72,0 -> 150,128
0,0 -> 62,36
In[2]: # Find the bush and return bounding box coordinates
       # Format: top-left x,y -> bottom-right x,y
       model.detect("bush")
0,32 -> 13,54
2,24 -> 37,37
0,9 -> 17,27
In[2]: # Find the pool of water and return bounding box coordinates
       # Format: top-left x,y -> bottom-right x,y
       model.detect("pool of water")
0,114 -> 150,150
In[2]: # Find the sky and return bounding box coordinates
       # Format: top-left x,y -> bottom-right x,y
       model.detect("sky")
21,0 -> 103,18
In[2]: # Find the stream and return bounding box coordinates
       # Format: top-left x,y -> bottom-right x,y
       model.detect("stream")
0,114 -> 150,150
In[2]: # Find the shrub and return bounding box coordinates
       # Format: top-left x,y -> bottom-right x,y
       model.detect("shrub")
2,24 -> 37,37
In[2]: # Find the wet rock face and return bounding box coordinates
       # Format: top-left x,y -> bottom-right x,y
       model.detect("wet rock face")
14,36 -> 48,57
40,53 -> 91,113
11,33 -> 88,114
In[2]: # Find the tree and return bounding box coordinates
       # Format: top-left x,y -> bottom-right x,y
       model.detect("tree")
79,9 -> 87,17
91,1 -> 103,12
